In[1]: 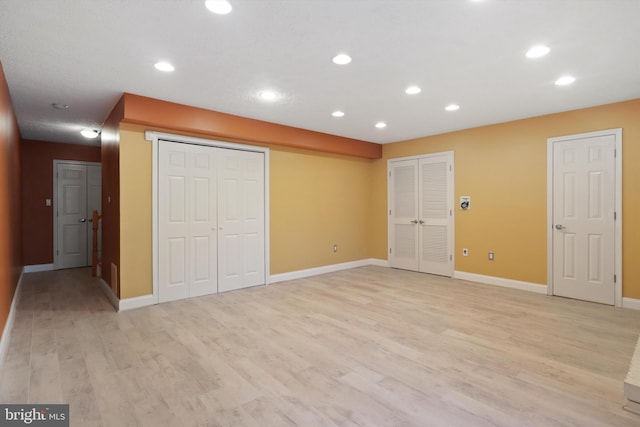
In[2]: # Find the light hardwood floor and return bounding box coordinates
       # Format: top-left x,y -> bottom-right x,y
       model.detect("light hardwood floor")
2,267 -> 640,426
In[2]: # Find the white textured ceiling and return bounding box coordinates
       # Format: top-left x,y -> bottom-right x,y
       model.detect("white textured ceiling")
1,0 -> 639,146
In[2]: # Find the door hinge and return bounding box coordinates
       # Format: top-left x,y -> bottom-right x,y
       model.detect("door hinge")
450,254 -> 453,261
450,209 -> 452,216
614,274 -> 617,283
56,250 -> 59,255
389,209 -> 392,216
614,211 -> 616,220
389,171 -> 391,177
389,248 -> 392,254
449,165 -> 452,171
614,149 -> 617,158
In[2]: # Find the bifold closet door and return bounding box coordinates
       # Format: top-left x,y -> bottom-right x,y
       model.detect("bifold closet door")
158,141 -> 218,303
217,149 -> 265,292
389,152 -> 453,277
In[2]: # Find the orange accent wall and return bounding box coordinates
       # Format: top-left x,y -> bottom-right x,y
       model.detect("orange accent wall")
120,93 -> 382,159
0,61 -> 23,339
100,96 -> 123,296
21,140 -> 101,265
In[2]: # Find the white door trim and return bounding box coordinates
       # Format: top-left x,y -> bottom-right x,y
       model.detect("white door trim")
52,160 -> 101,270
146,130 -> 271,305
546,128 -> 622,306
387,150 -> 455,276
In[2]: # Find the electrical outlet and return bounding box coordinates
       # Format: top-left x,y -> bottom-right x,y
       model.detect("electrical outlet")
488,251 -> 494,261
462,248 -> 469,256
333,244 -> 338,253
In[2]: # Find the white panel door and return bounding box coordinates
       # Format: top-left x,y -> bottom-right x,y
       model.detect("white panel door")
552,135 -> 615,304
56,163 -> 88,269
419,155 -> 453,276
389,160 -> 419,271
218,149 -> 265,292
158,141 -> 217,302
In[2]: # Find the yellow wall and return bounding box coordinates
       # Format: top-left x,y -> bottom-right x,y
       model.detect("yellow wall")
117,129 -> 373,298
119,128 -> 152,299
371,99 -> 640,297
118,99 -> 640,300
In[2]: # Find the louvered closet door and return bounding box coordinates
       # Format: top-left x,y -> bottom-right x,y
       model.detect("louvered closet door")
159,141 -> 217,303
419,155 -> 453,276
389,160 -> 420,271
217,148 -> 265,292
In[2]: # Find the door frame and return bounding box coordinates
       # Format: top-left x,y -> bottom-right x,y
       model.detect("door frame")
546,128 -> 622,306
146,130 -> 270,305
53,160 -> 101,270
387,151 -> 455,276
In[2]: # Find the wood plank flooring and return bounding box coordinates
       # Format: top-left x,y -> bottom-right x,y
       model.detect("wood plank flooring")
1,266 -> 640,426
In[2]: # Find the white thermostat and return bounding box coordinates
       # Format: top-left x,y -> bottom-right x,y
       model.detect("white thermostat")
460,196 -> 471,210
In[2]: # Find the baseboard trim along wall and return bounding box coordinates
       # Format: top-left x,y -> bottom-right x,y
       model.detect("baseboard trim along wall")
623,298 -> 640,311
453,271 -> 547,295
270,258 -> 389,284
99,279 -> 120,311
0,268 -> 24,366
119,294 -> 155,311
23,263 -> 54,273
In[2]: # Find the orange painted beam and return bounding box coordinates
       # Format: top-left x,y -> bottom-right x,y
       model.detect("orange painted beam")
120,93 -> 382,159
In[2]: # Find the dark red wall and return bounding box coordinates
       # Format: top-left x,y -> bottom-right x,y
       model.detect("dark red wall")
21,140 -> 101,265
0,61 -> 23,339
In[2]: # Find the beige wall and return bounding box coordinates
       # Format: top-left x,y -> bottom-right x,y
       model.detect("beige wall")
371,99 -> 640,297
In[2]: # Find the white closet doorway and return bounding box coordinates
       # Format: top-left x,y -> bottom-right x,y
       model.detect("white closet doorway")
151,132 -> 270,304
388,151 -> 454,277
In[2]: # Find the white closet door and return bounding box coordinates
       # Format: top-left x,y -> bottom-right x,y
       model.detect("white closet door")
159,141 -> 217,302
189,148 -> 218,298
389,159 -> 420,271
217,149 -> 265,292
419,155 -> 453,276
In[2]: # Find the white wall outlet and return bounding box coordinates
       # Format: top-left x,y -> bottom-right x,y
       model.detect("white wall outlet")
45,198 -> 52,206
462,248 -> 469,256
488,251 -> 495,261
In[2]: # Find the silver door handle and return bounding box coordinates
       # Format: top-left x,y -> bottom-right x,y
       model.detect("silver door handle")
87,218 -> 93,223
410,219 -> 418,224
419,220 -> 424,224
555,224 -> 565,230
79,218 -> 86,223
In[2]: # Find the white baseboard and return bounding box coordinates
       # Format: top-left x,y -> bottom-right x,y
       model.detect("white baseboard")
23,263 -> 54,273
270,258 -> 388,284
623,298 -> 640,311
0,267 -> 24,366
99,279 -> 119,311
453,271 -> 547,294
119,294 -> 154,311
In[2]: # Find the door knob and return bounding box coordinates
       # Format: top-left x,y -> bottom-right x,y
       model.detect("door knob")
419,220 -> 424,224
555,224 -> 565,230
410,219 -> 418,224
79,218 -> 87,223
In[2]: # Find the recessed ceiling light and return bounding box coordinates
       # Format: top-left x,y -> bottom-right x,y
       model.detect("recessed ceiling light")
555,75 -> 576,86
205,0 -> 232,14
526,45 -> 550,59
51,103 -> 69,110
375,122 -> 387,129
405,86 -> 421,95
332,54 -> 352,65
80,129 -> 100,139
154,61 -> 175,72
332,111 -> 345,117
445,104 -> 460,111
260,90 -> 277,101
